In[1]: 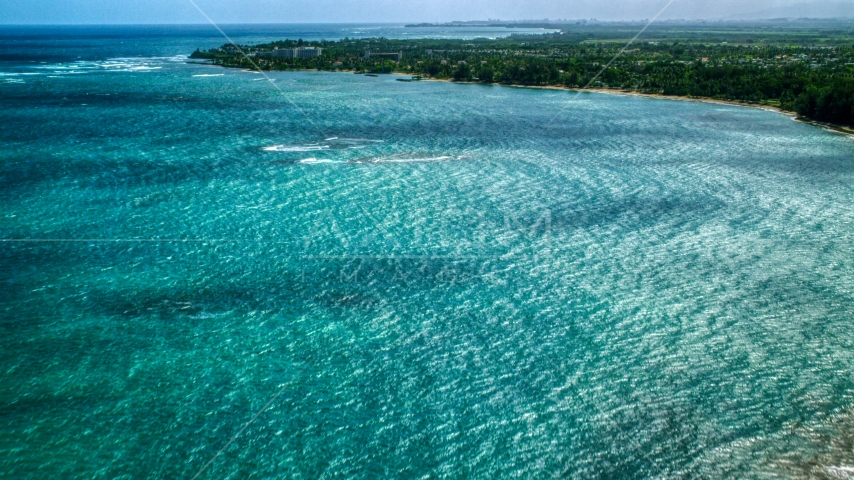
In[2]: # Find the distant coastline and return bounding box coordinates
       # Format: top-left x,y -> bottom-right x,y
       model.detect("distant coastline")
404,22 -> 560,30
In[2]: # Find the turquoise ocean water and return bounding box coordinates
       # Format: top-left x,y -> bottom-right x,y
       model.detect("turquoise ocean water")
1,25 -> 854,479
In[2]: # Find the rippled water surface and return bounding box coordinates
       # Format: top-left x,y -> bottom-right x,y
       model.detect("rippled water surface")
1,26 -> 854,479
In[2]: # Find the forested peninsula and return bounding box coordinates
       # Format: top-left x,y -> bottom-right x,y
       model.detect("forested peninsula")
192,22 -> 854,128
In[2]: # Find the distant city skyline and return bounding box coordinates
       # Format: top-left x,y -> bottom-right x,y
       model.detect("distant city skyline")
1,0 -> 853,25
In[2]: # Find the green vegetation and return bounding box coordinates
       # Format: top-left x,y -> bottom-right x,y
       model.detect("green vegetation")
191,20 -> 854,127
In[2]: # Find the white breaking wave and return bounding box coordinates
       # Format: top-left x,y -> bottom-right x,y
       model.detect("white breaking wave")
30,58 -> 168,75
382,155 -> 455,163
109,55 -> 188,63
825,466 -> 854,474
193,74 -> 224,77
122,66 -> 161,72
263,144 -> 331,152
263,138 -> 384,153
351,153 -> 462,164
328,138 -> 384,144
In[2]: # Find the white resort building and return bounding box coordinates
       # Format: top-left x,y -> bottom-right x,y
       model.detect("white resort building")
258,47 -> 322,59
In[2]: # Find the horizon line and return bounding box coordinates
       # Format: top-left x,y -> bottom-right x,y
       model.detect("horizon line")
2,17 -> 854,27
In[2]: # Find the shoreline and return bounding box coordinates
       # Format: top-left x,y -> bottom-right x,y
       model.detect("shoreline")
225,63 -> 854,137
427,77 -> 854,137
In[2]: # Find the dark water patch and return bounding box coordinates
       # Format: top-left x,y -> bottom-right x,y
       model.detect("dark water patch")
0,250 -> 522,328
0,89 -> 279,115
0,155 -> 268,194
0,243 -> 119,313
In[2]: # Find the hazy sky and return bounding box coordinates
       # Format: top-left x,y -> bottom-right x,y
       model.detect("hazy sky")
1,0 -> 852,24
